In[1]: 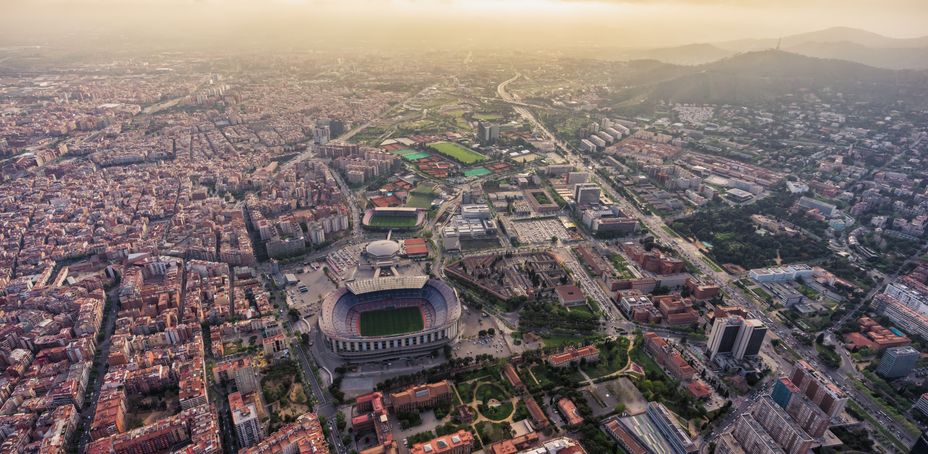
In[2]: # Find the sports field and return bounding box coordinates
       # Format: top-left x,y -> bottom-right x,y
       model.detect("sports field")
463,167 -> 492,177
388,148 -> 430,160
359,306 -> 424,336
402,152 -> 431,161
429,141 -> 487,164
367,214 -> 419,228
406,185 -> 437,208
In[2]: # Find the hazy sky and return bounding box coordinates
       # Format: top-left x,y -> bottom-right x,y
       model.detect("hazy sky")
1,0 -> 926,50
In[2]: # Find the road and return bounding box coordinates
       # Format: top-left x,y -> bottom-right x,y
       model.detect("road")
77,295 -> 120,453
556,246 -> 617,324
277,295 -> 348,454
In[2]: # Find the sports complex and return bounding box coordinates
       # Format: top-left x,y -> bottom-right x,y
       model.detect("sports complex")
318,275 -> 462,360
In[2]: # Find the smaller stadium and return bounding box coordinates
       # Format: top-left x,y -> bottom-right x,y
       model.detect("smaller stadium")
319,275 -> 461,360
362,207 -> 426,231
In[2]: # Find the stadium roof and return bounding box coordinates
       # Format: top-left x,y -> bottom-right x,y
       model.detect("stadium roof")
347,276 -> 429,295
366,240 -> 400,258
373,206 -> 419,213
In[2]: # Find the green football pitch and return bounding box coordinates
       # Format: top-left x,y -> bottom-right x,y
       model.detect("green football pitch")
429,141 -> 487,164
367,214 -> 419,228
359,306 -> 424,336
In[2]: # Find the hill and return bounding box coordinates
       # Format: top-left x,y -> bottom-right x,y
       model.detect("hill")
785,41 -> 928,70
713,27 -> 928,69
718,26 -> 928,52
616,43 -> 733,66
639,50 -> 928,106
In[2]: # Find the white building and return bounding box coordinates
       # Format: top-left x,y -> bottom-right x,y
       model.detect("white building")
232,401 -> 262,447
748,265 -> 813,283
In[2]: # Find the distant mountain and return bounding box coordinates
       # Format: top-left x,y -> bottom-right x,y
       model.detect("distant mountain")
710,27 -> 928,70
584,28 -> 928,69
615,43 -> 733,66
640,50 -> 928,106
785,41 -> 928,70
717,26 -> 928,52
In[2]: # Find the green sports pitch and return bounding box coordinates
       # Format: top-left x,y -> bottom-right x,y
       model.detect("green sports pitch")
367,214 -> 419,228
359,306 -> 424,336
429,141 -> 487,164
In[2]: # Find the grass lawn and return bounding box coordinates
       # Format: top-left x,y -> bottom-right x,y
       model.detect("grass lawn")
530,191 -> 551,205
429,141 -> 486,164
475,383 -> 510,402
367,214 -> 419,228
798,284 -> 820,299
752,287 -> 772,301
541,335 -> 580,348
475,421 -> 512,444
479,400 -> 514,421
359,306 -> 424,336
456,381 -> 476,403
529,365 -> 556,388
582,338 -> 630,379
406,185 -> 436,209
569,304 -> 596,317
609,253 -> 635,279
473,113 -> 502,121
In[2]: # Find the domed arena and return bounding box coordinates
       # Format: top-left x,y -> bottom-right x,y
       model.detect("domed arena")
319,275 -> 461,359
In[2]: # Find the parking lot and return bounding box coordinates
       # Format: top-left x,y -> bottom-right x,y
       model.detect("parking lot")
290,265 -> 338,317
326,244 -> 364,277
452,306 -> 512,359
510,218 -> 570,244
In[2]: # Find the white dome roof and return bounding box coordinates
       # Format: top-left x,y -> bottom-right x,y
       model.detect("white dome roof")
366,240 -> 400,258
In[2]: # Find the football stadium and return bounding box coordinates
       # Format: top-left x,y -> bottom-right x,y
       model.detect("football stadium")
319,275 -> 462,360
362,207 -> 426,231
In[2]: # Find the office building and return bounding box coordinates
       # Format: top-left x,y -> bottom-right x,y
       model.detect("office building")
748,265 -> 814,283
733,319 -> 767,359
877,346 -> 920,379
567,172 -> 590,185
574,183 -> 601,206
460,204 -> 492,220
478,122 -> 500,144
707,316 -> 744,360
